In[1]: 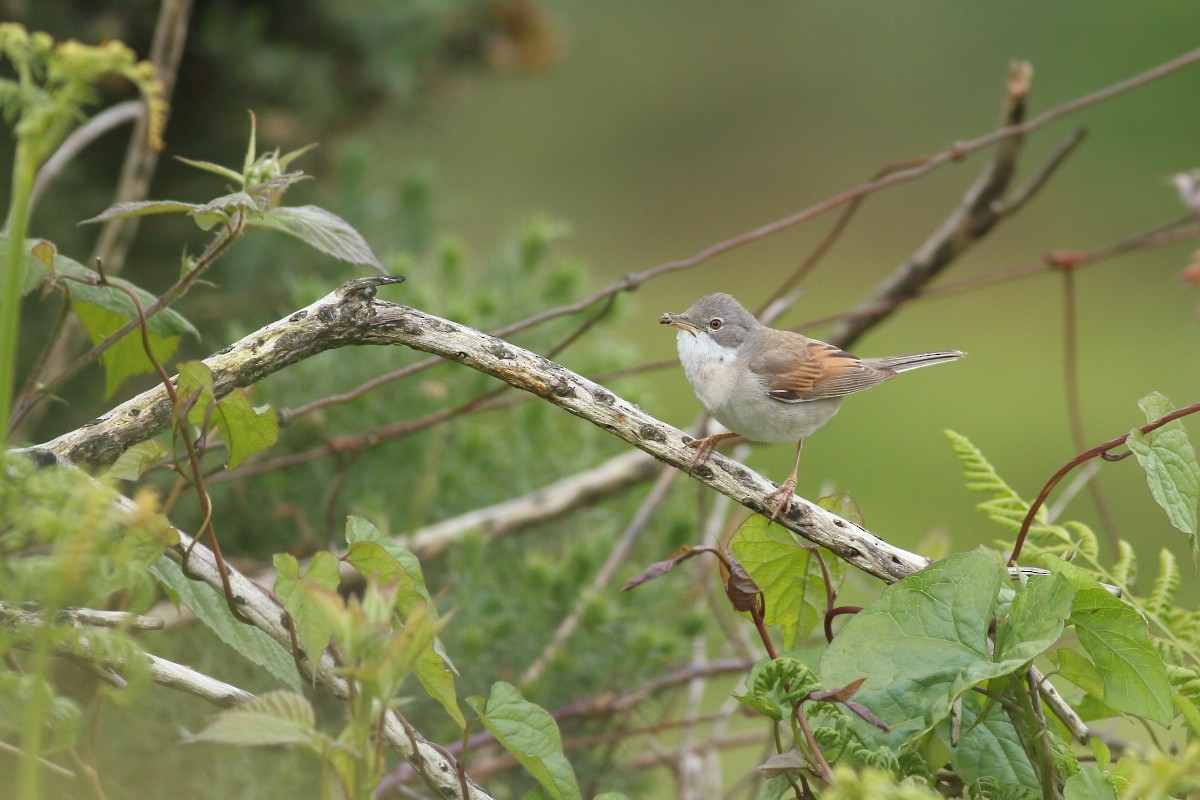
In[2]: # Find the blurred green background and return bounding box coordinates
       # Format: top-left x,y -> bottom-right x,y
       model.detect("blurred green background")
385,1 -> 1200,559
6,1 -> 1200,796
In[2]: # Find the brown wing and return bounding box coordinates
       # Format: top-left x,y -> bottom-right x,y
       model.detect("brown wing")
749,338 -> 897,402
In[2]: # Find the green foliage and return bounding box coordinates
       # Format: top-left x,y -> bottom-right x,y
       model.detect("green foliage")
1126,391 -> 1200,552
176,360 -> 279,469
0,454 -> 176,796
730,514 -> 844,648
87,115 -> 383,271
0,22 -> 164,432
467,681 -> 582,800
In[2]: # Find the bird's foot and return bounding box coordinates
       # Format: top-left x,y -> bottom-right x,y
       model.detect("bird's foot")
685,432 -> 740,475
765,475 -> 798,523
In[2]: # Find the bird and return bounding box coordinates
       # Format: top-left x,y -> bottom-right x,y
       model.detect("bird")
660,292 -> 964,520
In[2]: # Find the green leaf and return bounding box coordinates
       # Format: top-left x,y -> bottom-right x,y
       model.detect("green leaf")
466,682 -> 581,800
344,540 -> 400,583
175,155 -> 245,184
176,361 -> 278,468
74,301 -> 178,398
1063,765 -> 1117,800
80,199 -> 201,224
818,551 -> 1053,745
274,552 -> 341,663
1042,555 -> 1174,726
208,389 -> 278,469
994,573 -> 1073,665
107,440 -> 168,481
150,559 -> 301,690
190,691 -> 319,747
249,205 -> 382,269
1127,392 -> 1200,544
1055,649 -> 1106,699
729,515 -> 842,648
939,692 -> 1039,793
344,517 -> 463,727
0,236 -> 197,393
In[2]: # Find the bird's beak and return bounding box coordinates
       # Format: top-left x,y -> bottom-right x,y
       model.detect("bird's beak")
659,312 -> 700,334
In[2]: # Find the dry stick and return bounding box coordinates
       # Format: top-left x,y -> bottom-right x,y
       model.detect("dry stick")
824,60 -> 1033,346
797,216 -> 1200,335
27,279 -> 926,578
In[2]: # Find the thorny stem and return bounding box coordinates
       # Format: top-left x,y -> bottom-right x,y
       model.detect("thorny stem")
80,268 -> 249,622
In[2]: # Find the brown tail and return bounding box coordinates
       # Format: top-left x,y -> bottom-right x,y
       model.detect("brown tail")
863,350 -> 965,373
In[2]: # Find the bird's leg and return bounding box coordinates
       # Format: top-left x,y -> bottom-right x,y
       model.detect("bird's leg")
685,431 -> 741,474
766,440 -> 805,522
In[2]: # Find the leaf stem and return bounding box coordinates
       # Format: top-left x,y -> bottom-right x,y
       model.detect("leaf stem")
0,138 -> 37,442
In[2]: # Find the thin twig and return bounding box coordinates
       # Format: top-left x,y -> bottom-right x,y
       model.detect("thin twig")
1058,265 -> 1121,554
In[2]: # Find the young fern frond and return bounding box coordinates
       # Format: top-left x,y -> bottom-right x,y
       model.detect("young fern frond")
1108,539 -> 1136,588
944,429 -> 1097,559
1146,548 -> 1180,618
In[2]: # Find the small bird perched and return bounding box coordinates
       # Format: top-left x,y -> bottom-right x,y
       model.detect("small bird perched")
660,293 -> 964,520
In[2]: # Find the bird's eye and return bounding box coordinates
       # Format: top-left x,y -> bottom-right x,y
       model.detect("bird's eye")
708,318 -> 723,331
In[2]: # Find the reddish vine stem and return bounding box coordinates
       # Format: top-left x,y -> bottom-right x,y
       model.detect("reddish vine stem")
1009,401 -> 1200,565
66,263 -> 250,623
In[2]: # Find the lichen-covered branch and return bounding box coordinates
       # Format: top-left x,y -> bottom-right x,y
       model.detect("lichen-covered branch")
28,277 -> 928,583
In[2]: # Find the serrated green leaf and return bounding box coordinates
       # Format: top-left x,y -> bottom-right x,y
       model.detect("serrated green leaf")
467,682 -> 581,800
150,558 -> 301,690
730,516 -> 843,648
193,191 -> 261,219
81,199 -> 201,224
74,301 -> 179,398
1128,392 -> 1200,543
190,690 -> 319,747
274,552 -> 341,663
250,205 -> 382,268
1043,555 -> 1174,726
819,551 -> 1051,745
107,440 -> 168,481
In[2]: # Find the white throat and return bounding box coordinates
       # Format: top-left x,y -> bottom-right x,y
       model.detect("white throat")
676,330 -> 739,412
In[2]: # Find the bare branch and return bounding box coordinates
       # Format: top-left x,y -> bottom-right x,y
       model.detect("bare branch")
0,603 -> 253,708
